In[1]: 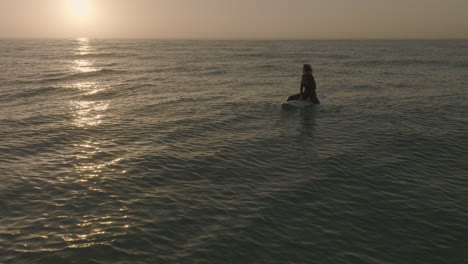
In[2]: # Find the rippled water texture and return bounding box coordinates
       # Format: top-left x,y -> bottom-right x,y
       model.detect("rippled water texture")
1,39 -> 467,263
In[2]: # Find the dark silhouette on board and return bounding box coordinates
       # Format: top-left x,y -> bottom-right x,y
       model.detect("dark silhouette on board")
287,64 -> 320,104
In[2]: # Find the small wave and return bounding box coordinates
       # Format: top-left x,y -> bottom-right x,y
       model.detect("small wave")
42,72 -> 68,78
198,69 -> 227,76
347,59 -> 446,67
143,68 -> 167,73
240,81 -> 280,87
352,84 -> 375,90
14,69 -> 124,85
451,61 -> 468,68
233,53 -> 264,58
319,54 -> 352,60
80,88 -> 119,100
74,52 -> 125,59
258,64 -> 277,69
68,69 -> 122,78
99,62 -> 120,67
0,86 -> 61,103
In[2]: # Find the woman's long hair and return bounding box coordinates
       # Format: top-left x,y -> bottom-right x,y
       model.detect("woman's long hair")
303,64 -> 313,74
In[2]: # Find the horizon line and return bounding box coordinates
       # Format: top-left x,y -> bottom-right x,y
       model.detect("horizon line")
1,37 -> 467,41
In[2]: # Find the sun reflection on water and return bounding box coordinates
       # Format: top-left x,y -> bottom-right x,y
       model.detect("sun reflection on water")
59,38 -> 130,248
70,39 -> 109,129
71,100 -> 109,127
73,59 -> 96,73
71,139 -> 122,183
71,82 -> 107,95
62,214 -> 130,249
75,38 -> 92,55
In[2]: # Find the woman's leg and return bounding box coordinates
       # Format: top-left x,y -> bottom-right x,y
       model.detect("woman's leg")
311,93 -> 320,104
287,94 -> 302,101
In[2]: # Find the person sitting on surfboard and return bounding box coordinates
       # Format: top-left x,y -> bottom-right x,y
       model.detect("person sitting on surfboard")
287,64 -> 320,104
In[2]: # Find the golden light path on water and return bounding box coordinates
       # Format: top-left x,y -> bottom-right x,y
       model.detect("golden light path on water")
75,38 -> 92,55
70,39 -> 108,134
59,38 -> 129,248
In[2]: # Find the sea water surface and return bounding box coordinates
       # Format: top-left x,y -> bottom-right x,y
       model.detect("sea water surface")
0,39 -> 467,264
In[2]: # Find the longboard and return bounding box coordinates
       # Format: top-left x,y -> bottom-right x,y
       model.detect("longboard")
281,100 -> 314,108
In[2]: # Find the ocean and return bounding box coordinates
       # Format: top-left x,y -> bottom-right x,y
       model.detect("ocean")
0,39 -> 467,264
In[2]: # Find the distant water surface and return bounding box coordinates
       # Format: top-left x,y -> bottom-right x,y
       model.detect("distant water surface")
0,39 -> 467,264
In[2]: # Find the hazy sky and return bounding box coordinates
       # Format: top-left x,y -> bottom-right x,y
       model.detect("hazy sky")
0,0 -> 467,39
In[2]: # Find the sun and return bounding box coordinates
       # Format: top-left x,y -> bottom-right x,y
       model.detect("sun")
70,0 -> 92,21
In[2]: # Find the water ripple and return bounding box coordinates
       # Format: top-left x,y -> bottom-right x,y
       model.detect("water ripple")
1,39 -> 467,264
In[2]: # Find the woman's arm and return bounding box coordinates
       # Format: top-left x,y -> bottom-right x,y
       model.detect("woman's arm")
309,76 -> 316,92
300,75 -> 305,95
303,76 -> 316,92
